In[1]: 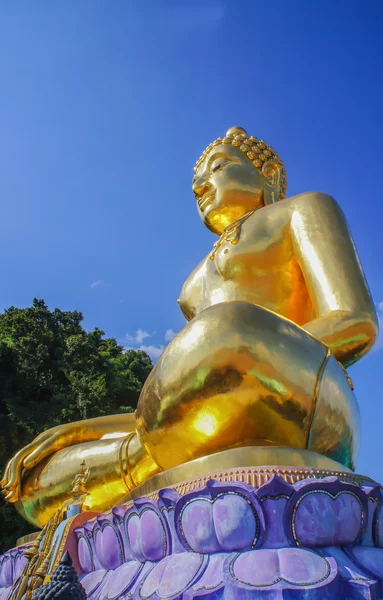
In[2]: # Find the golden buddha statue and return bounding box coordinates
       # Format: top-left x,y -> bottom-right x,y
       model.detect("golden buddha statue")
1,127 -> 378,528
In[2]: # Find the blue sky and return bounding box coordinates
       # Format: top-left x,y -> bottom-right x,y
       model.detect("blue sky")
0,1 -> 382,480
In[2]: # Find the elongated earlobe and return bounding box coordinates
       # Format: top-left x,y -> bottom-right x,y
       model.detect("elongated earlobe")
263,187 -> 276,205
262,161 -> 281,204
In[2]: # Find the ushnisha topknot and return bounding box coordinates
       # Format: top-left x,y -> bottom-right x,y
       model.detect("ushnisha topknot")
194,126 -> 287,200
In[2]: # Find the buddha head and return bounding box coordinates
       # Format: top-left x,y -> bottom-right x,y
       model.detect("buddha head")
192,127 -> 287,235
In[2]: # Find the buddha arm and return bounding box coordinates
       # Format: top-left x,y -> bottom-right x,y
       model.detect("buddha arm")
290,193 -> 378,367
23,413 -> 137,468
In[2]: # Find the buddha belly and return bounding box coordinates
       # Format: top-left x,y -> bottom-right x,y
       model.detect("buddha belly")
137,301 -> 359,471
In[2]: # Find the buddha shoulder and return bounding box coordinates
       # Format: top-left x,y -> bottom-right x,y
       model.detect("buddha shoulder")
287,192 -> 354,242
279,191 -> 340,214
231,192 -> 342,237
267,192 -> 347,235
288,191 -> 343,217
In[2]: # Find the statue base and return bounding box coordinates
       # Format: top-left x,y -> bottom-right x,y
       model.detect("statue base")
2,465 -> 383,599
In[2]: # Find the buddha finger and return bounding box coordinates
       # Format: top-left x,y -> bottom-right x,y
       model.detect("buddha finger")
4,489 -> 18,503
32,428 -> 57,444
2,473 -> 19,492
1,435 -> 52,492
2,459 -> 18,489
1,457 -> 14,485
3,446 -> 35,490
0,478 -> 8,488
2,467 -> 22,491
24,436 -> 66,470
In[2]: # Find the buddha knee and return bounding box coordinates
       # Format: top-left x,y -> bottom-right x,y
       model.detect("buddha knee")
308,354 -> 360,470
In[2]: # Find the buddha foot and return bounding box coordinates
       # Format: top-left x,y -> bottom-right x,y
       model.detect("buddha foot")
3,468 -> 383,599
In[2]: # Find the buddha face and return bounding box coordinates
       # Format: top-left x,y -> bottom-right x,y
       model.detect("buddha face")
193,143 -> 281,235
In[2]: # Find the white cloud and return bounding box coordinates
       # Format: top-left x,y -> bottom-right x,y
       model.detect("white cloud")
124,327 -> 177,361
164,328 -> 176,342
90,280 -> 103,288
135,329 -> 151,345
138,344 -> 165,361
125,329 -> 151,346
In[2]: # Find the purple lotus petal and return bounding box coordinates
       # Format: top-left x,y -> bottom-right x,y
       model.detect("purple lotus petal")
293,491 -> 362,547
229,548 -> 334,588
94,525 -> 123,570
79,569 -> 107,596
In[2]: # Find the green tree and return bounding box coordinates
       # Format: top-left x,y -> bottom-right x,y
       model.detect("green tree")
0,299 -> 152,552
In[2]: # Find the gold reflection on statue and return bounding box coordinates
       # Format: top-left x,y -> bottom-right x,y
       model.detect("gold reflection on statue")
1,127 -> 378,528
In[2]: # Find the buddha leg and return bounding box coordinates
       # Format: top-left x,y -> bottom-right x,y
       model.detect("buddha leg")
136,301 -> 360,471
16,301 -> 360,528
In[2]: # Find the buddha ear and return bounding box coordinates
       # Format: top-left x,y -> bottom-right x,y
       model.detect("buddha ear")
261,161 -> 282,205
262,161 -> 281,188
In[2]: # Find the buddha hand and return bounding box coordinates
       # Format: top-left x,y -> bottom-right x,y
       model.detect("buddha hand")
1,423 -> 77,503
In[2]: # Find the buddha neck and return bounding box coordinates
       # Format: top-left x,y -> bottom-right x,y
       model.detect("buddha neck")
209,208 -> 256,261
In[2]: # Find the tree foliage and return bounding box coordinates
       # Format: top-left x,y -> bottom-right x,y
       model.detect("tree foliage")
0,299 -> 152,552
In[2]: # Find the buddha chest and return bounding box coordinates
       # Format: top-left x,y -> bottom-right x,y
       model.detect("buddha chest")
179,204 -> 314,325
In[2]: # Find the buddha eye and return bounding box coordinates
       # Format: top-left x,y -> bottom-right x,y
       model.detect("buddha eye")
211,158 -> 230,173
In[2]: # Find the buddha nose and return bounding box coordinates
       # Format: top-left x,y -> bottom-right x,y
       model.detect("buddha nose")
193,175 -> 213,199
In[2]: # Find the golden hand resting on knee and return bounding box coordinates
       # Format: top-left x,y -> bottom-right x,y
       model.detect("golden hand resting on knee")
2,127 -> 378,528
